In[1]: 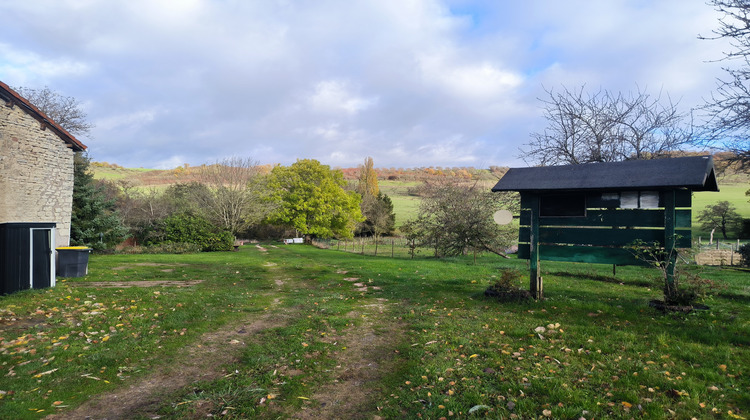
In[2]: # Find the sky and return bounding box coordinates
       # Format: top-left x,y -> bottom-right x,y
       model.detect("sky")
0,0 -> 732,169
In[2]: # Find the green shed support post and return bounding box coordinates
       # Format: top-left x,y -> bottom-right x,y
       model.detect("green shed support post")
528,194 -> 542,299
664,190 -> 676,292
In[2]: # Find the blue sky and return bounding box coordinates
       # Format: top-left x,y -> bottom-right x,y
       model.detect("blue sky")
0,0 -> 730,169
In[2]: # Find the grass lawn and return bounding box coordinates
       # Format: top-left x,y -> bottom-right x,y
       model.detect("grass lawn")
1,245 -> 748,419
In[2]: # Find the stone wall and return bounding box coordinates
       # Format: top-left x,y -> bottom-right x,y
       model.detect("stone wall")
694,250 -> 742,266
0,103 -> 76,248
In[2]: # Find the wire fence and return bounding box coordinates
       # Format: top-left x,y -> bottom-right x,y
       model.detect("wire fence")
312,236 -> 417,259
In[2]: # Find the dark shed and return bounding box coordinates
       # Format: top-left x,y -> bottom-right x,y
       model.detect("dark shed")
0,223 -> 56,294
491,156 -> 719,299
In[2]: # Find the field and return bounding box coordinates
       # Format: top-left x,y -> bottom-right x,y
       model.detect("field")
1,245 -> 748,419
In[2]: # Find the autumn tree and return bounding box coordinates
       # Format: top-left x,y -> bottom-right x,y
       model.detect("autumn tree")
16,86 -> 93,137
354,157 -> 395,238
698,200 -> 743,239
267,159 -> 363,240
701,0 -> 750,166
356,156 -> 379,197
521,85 -> 693,166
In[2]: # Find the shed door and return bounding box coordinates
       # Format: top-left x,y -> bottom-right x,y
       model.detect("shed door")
30,229 -> 54,289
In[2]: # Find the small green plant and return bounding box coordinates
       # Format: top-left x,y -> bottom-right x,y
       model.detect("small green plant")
485,268 -> 531,301
628,240 -> 718,306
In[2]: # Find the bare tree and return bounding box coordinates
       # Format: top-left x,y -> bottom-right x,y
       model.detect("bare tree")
196,157 -> 273,237
16,86 -> 93,137
406,179 -> 517,258
700,0 -> 750,166
522,86 -> 693,166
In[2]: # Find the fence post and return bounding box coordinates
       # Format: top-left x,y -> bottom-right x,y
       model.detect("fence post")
392,239 -> 394,258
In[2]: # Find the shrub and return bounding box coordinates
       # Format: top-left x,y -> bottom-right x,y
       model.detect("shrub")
118,242 -> 202,254
485,268 -> 531,301
147,214 -> 233,252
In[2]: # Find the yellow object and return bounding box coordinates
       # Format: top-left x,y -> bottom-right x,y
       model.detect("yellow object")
56,246 -> 90,250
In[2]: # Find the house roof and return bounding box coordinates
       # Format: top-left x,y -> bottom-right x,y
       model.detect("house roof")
491,156 -> 719,193
0,81 -> 86,152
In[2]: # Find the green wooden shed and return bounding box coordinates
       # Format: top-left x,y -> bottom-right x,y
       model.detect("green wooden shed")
491,156 -> 719,299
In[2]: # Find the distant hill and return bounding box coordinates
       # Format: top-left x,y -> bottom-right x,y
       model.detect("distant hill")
90,161 -> 508,189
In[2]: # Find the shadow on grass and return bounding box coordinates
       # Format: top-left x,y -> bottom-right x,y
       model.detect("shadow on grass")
548,271 -> 654,288
716,292 -> 750,304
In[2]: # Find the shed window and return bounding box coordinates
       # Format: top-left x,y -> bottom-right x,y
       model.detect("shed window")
621,191 -> 659,209
540,194 -> 586,217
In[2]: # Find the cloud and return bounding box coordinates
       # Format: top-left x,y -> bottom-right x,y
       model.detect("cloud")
308,80 -> 378,116
0,0 -> 730,169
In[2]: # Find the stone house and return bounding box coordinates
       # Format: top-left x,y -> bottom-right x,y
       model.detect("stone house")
0,80 -> 86,248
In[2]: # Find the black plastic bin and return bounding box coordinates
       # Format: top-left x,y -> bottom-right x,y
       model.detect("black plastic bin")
56,247 -> 91,277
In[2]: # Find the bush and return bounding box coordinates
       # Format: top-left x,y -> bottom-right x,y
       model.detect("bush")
118,242 -> 202,254
146,214 -> 233,252
485,268 -> 531,301
739,243 -> 750,267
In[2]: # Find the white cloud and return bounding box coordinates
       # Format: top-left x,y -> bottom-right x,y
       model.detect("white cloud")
308,80 -> 377,116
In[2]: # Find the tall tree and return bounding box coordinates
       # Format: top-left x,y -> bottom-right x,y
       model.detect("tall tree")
70,153 -> 128,249
356,156 -> 379,197
521,86 -> 693,166
16,86 -> 93,137
701,0 -> 750,166
267,159 -> 363,240
354,156 -> 395,238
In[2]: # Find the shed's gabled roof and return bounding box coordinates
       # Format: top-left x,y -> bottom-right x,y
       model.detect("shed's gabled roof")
0,81 -> 86,152
491,156 -> 719,193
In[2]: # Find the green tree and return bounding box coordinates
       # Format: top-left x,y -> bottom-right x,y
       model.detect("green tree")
70,153 -> 128,249
357,192 -> 396,238
698,200 -> 743,239
267,159 -> 363,240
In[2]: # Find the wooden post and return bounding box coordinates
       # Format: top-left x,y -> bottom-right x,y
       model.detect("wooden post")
392,239 -> 394,258
528,194 -> 542,299
664,190 -> 676,292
